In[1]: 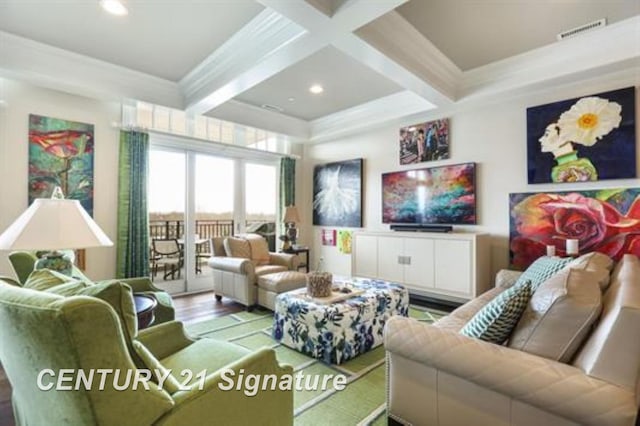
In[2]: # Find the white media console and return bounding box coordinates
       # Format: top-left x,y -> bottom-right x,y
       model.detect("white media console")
351,231 -> 491,302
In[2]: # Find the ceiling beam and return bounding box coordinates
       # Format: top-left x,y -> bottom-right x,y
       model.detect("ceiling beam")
180,9 -> 307,116
183,0 -> 416,115
259,0 -> 456,106
0,31 -> 183,109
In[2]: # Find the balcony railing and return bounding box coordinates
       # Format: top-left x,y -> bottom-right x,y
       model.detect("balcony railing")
149,220 -> 235,240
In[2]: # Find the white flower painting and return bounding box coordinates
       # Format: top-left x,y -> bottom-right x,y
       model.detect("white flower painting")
526,86 -> 636,184
312,159 -> 363,227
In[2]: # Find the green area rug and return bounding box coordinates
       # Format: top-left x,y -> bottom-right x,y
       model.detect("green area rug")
184,305 -> 447,426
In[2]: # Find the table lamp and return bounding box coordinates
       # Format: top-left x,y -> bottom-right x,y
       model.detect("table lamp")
0,187 -> 113,275
283,205 -> 300,247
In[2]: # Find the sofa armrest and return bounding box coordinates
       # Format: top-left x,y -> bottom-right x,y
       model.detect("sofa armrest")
385,317 -> 637,426
495,269 -> 523,289
207,257 -> 254,275
269,252 -> 299,270
157,348 -> 294,426
137,321 -> 196,360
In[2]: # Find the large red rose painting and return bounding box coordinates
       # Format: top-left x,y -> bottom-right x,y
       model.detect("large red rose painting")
509,189 -> 640,269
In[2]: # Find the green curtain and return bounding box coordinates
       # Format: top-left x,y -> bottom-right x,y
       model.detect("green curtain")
116,130 -> 150,278
279,157 -> 296,218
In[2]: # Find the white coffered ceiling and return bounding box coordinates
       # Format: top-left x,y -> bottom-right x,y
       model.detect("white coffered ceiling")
0,0 -> 638,142
232,46 -> 403,121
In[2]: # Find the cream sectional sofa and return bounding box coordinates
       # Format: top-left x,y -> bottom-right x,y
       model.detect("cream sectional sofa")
385,253 -> 640,426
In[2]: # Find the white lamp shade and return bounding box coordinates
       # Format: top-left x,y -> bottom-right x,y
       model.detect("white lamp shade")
0,199 -> 113,250
283,206 -> 301,223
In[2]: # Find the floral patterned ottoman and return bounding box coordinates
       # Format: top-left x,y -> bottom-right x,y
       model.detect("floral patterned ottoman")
272,277 -> 409,364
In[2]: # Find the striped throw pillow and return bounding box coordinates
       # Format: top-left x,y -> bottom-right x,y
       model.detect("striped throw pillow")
514,256 -> 573,292
460,280 -> 532,344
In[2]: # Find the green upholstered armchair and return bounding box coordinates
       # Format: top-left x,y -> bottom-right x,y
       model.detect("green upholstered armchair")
0,278 -> 294,426
8,251 -> 175,324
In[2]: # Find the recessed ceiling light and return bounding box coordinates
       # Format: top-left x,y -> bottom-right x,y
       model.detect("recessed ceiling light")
288,97 -> 295,102
309,84 -> 324,94
100,0 -> 128,16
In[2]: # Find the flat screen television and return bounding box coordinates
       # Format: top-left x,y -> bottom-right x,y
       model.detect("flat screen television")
382,162 -> 476,225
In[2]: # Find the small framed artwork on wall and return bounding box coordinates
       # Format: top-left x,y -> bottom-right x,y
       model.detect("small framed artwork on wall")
321,229 -> 336,246
399,118 -> 449,165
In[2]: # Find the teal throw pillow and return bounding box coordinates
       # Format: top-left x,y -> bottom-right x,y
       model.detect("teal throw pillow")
460,280 -> 533,344
514,256 -> 573,292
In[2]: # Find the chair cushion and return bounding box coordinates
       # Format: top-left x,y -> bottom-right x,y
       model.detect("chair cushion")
257,271 -> 307,293
572,254 -> 640,390
513,256 -> 573,292
132,340 -> 182,394
460,280 -> 532,344
244,233 -> 270,266
24,268 -> 82,291
44,280 -> 92,296
161,339 -> 250,388
562,252 -> 614,291
508,268 -> 602,362
212,237 -> 226,256
224,236 -> 252,259
255,265 -> 287,277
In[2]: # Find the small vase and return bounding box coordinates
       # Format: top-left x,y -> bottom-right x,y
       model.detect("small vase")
35,251 -> 73,276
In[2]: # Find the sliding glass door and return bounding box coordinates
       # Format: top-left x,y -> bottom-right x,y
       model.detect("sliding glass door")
149,145 -> 278,295
245,163 -> 277,251
148,149 -> 187,292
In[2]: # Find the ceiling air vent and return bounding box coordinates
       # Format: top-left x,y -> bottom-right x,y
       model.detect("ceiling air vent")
260,103 -> 285,113
557,18 -> 606,41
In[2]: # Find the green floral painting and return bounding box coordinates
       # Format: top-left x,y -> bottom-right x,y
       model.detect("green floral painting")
28,114 -> 94,215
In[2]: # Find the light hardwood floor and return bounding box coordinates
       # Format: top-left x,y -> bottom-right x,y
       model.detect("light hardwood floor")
0,291 -> 244,426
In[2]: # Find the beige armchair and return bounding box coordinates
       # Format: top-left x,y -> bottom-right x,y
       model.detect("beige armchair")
207,233 -> 299,310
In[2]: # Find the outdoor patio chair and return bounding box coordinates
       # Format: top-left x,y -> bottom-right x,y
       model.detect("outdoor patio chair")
151,239 -> 183,281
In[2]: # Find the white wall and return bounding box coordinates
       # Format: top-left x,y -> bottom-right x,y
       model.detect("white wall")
0,78 -> 120,280
302,68 -> 640,278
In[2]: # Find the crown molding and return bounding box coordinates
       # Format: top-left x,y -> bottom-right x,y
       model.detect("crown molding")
354,11 -> 461,105
309,90 -> 434,143
459,15 -> 640,101
180,9 -> 307,115
0,31 -> 183,108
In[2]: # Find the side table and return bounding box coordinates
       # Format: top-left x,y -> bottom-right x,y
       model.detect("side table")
282,246 -> 310,272
134,294 -> 158,330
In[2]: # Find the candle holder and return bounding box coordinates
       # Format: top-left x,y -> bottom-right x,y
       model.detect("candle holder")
566,239 -> 579,256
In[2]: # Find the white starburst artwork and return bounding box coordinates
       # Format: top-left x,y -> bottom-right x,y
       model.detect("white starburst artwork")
312,159 -> 362,227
